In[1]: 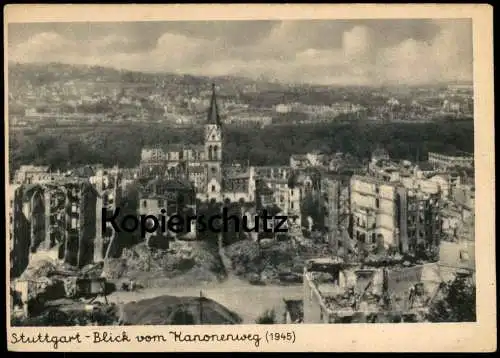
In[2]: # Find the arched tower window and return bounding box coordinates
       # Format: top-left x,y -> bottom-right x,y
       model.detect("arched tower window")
213,145 -> 219,161
208,145 -> 213,161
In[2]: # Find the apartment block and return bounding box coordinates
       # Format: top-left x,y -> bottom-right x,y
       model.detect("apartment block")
397,187 -> 441,255
138,177 -> 196,243
350,175 -> 442,257
321,175 -> 351,254
91,168 -> 123,262
350,175 -> 399,252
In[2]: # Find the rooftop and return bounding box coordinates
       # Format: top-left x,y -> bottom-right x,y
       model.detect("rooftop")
351,174 -> 398,187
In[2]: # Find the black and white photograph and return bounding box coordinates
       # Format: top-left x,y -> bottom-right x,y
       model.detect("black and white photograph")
5,4 -> 495,353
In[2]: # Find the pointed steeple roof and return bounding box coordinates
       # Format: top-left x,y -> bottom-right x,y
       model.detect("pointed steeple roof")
207,83 -> 222,126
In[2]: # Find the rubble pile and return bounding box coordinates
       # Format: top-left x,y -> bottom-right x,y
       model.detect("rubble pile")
225,239 -> 317,283
102,241 -> 225,288
11,303 -> 120,327
20,259 -> 58,280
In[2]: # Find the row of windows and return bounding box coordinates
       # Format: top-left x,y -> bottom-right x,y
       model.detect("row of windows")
146,150 -> 204,161
355,231 -> 381,244
143,198 -> 186,208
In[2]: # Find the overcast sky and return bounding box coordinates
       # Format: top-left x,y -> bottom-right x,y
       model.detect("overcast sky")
8,19 -> 473,85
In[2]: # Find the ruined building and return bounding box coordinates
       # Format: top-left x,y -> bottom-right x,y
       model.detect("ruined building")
350,175 -> 442,258
9,180 -> 101,278
137,176 -> 196,245
91,167 -> 123,262
302,258 -> 447,323
320,175 -> 352,257
397,187 -> 441,257
9,185 -> 30,278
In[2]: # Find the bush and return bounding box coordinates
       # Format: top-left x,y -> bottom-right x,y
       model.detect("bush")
256,309 -> 277,324
427,275 -> 476,322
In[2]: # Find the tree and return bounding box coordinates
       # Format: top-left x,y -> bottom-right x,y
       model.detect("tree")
255,309 -> 277,324
427,275 -> 476,322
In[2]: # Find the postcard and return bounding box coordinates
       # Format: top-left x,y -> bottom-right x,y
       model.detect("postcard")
5,4 -> 495,352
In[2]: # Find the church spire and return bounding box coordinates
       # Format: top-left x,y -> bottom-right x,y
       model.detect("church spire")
207,83 -> 222,126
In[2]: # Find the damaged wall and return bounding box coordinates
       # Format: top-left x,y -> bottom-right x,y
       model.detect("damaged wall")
10,181 -> 102,277
10,186 -> 31,278
93,170 -> 123,263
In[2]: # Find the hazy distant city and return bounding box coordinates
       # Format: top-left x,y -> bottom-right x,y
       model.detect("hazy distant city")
8,19 -> 476,326
9,61 -> 473,129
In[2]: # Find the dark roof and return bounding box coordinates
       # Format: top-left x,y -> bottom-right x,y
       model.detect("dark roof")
145,177 -> 193,191
207,83 -> 222,126
417,161 -> 436,171
121,295 -> 242,325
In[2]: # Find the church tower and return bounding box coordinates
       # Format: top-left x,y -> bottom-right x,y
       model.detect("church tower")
204,83 -> 223,201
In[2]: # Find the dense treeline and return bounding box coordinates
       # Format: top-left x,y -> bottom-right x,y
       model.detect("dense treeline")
9,120 -> 473,174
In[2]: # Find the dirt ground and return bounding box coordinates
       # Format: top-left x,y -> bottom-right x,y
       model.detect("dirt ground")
105,277 -> 303,324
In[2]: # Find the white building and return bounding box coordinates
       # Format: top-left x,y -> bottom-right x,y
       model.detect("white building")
350,175 -> 399,250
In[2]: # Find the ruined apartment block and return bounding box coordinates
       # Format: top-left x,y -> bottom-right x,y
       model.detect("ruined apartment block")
91,167 -> 123,262
397,187 -> 441,255
350,175 -> 442,257
321,175 -> 351,255
138,177 -> 196,244
9,180 -> 101,278
350,175 -> 400,253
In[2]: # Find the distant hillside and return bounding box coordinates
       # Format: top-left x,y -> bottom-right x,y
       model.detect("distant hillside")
7,61 -> 285,93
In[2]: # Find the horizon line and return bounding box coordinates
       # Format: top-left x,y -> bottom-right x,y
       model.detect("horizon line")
7,61 -> 474,88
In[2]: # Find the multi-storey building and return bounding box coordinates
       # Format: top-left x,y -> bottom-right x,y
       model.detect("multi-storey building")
221,166 -> 256,203
397,187 -> 441,255
350,175 -> 442,257
253,165 -> 302,225
138,177 -> 196,242
13,165 -> 68,185
451,183 -> 475,220
428,151 -> 474,169
91,167 -> 123,262
350,175 -> 400,253
321,175 -> 351,254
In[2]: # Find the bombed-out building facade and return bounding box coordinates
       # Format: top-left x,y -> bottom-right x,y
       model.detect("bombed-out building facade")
350,175 -> 442,259
9,180 -> 101,278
